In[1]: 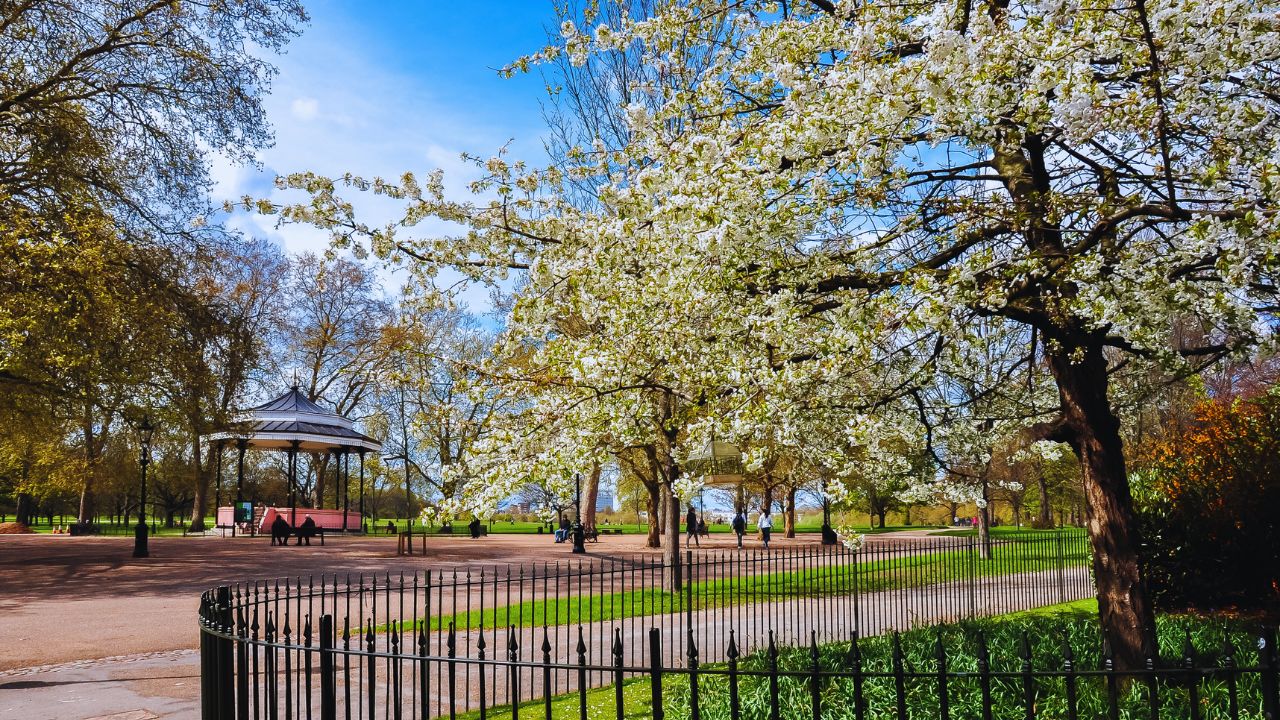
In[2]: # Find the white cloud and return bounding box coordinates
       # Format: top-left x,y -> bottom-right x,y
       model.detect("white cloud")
207,8 -> 547,314
289,97 -> 319,121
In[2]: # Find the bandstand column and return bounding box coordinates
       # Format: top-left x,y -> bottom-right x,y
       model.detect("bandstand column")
234,438 -> 247,538
342,448 -> 350,532
289,440 -> 300,526
358,449 -> 366,533
214,440 -> 224,512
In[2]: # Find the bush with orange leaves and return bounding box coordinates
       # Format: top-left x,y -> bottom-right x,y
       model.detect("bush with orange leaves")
1134,390 -> 1280,615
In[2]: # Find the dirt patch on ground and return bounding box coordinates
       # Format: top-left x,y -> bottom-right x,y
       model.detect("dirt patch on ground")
0,522 -> 33,534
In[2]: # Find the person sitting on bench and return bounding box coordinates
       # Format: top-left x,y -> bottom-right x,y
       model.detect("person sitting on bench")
296,515 -> 318,546
271,515 -> 291,546
554,518 -> 570,543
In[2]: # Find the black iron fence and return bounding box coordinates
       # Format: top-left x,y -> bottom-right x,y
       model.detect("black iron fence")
195,533 -> 1280,719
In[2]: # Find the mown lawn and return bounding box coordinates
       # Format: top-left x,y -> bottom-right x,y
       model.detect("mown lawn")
392,533 -> 1091,633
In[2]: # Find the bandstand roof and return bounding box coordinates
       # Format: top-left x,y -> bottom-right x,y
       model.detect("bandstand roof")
210,387 -> 382,453
686,440 -> 744,484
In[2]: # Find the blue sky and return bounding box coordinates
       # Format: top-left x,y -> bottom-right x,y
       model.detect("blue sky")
215,0 -> 565,299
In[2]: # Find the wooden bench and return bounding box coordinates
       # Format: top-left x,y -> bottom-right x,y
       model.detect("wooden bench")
290,527 -> 326,546
397,526 -> 488,555
584,527 -> 623,543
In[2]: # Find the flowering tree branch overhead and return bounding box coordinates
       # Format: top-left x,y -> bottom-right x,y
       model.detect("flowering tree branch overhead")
258,0 -> 1280,669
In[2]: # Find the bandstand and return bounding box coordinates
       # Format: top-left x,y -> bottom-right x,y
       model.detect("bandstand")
209,386 -> 382,535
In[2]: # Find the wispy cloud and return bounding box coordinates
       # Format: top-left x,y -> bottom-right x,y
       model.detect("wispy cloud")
211,0 -> 553,313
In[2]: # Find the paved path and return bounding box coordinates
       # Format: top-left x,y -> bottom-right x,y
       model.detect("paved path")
1,560 -> 1090,720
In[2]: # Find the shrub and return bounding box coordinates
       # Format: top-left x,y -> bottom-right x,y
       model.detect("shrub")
1133,390 -> 1280,614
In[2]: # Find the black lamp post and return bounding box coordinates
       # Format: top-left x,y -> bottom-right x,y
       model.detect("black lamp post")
571,472 -> 586,554
820,476 -> 837,545
133,416 -> 154,558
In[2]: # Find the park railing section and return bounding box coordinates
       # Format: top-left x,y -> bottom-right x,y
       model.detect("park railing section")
196,532 -> 1280,720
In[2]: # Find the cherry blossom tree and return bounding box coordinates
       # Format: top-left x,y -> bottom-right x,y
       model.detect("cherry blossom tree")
262,0 -> 1280,668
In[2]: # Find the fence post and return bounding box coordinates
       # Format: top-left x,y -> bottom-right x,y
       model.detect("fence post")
1182,632 -> 1201,720
978,631 -> 994,720
809,632 -> 822,720
1262,627 -> 1279,720
1062,636 -> 1079,720
936,633 -> 949,720
576,628 -> 587,720
687,629 -> 701,720
768,632 -> 780,720
728,631 -> 741,720
1021,632 -> 1036,720
236,606 -> 249,720
215,585 -> 235,720
1222,637 -> 1240,720
320,615 -> 336,720
685,550 -> 694,653
892,632 -> 907,720
650,628 -> 665,720
849,632 -> 865,720
508,627 -> 521,720
200,593 -> 216,720
613,629 -> 625,720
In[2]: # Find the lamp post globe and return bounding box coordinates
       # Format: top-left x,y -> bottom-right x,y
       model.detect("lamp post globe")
133,416 -> 154,558
571,472 -> 586,554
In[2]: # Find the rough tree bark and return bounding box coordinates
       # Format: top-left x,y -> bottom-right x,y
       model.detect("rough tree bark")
1035,470 -> 1053,528
76,407 -> 101,524
15,492 -> 33,526
187,435 -> 216,532
1043,340 -> 1156,671
784,486 -> 797,538
644,481 -> 661,548
584,462 -> 601,529
662,483 -> 682,591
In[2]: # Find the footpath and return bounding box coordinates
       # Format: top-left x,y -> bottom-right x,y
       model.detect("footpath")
1,563 -> 1089,720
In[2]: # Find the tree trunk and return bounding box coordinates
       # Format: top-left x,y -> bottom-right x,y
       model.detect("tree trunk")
784,486 -> 797,538
644,482 -> 661,548
314,453 -> 327,509
1046,341 -> 1156,671
876,510 -> 886,529
77,409 -> 97,524
188,435 -> 215,532
15,492 -> 33,526
662,483 -> 681,592
1035,471 -> 1052,528
658,484 -> 669,534
584,463 -> 601,529
978,474 -> 993,560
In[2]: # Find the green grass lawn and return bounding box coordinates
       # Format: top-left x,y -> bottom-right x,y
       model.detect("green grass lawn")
931,525 -> 1085,538
19,516 -> 220,536
390,533 -> 1090,633
371,518 -> 938,536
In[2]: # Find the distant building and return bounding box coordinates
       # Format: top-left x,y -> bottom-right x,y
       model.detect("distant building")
595,486 -> 615,512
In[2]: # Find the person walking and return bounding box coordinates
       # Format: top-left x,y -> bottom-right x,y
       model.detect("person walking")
731,509 -> 747,549
685,505 -> 700,547
757,507 -> 773,549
